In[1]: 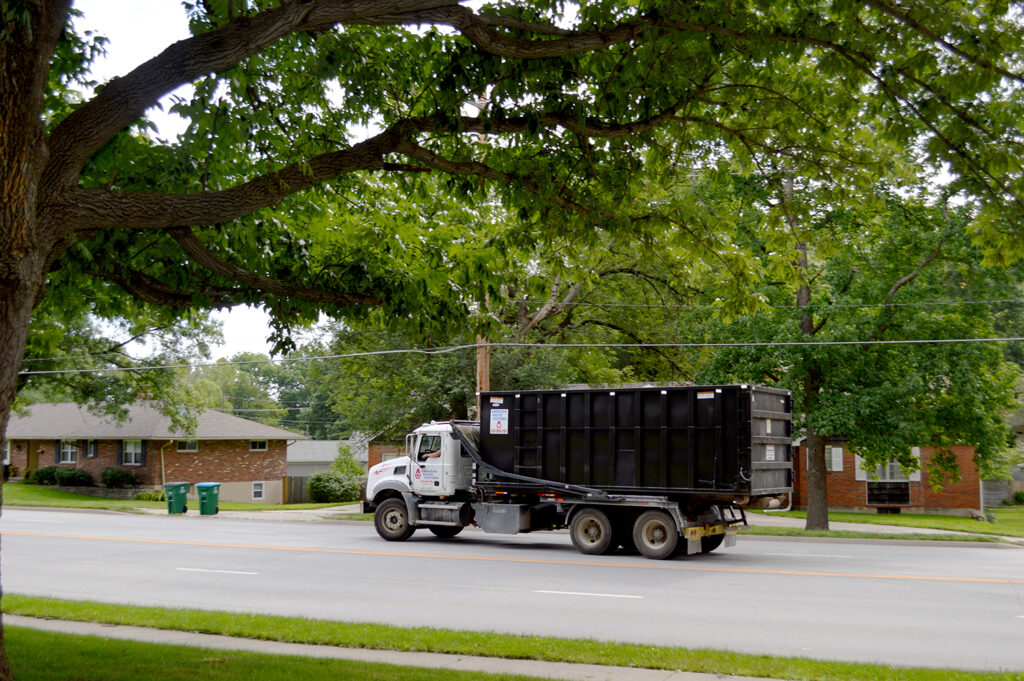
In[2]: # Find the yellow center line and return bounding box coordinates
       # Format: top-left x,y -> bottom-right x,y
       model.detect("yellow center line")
5,530 -> 1022,585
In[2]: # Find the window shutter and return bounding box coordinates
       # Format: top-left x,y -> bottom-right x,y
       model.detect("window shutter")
140,441 -> 147,467
854,455 -> 867,481
909,446 -> 922,482
117,440 -> 123,465
54,439 -> 60,464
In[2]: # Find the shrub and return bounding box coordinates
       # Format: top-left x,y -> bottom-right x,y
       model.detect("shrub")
101,467 -> 141,489
28,466 -> 59,485
134,490 -> 166,502
307,471 -> 365,503
1013,490 -> 1024,506
54,468 -> 94,487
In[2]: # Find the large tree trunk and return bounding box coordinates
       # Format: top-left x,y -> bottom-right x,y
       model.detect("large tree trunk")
1,3 -> 74,679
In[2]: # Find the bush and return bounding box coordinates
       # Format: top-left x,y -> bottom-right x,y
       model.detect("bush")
1013,490 -> 1024,506
28,466 -> 59,485
54,468 -> 94,487
307,471 -> 365,503
134,490 -> 166,502
101,467 -> 141,489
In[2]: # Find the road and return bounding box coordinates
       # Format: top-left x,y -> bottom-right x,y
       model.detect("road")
2,508 -> 1022,673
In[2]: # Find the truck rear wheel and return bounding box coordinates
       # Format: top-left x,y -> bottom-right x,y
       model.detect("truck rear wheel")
633,510 -> 679,559
374,498 -> 415,541
570,508 -> 614,555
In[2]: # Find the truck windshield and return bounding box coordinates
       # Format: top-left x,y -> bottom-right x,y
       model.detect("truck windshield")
417,435 -> 442,461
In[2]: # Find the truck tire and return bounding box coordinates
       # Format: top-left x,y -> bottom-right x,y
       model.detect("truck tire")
374,498 -> 415,541
570,508 -> 614,555
429,526 -> 464,539
701,533 -> 725,553
632,510 -> 679,559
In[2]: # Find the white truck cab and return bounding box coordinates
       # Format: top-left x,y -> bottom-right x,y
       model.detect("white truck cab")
365,422 -> 472,503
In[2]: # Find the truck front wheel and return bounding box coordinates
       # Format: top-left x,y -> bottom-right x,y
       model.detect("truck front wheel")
374,498 -> 415,541
570,508 -> 614,555
632,510 -> 679,559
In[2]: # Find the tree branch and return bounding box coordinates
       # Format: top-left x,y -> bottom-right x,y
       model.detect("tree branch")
167,228 -> 385,307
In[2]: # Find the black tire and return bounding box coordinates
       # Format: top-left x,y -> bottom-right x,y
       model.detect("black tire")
374,498 -> 415,541
701,533 -> 725,554
570,508 -> 614,555
428,525 -> 464,539
632,510 -> 679,559
182,505 -> 188,514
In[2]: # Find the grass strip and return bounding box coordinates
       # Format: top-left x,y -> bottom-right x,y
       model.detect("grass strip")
2,481 -> 346,512
752,508 -> 1024,538
739,527 -> 1001,542
5,595 -> 1021,681
6,626 -> 533,681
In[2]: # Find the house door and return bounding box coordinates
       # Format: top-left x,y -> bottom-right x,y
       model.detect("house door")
27,442 -> 40,474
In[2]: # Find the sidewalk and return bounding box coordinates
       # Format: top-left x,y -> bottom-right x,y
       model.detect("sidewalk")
8,614 -> 789,681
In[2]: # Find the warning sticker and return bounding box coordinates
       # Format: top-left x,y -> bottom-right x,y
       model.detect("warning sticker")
697,391 -> 715,400
490,408 -> 509,435
765,445 -> 776,461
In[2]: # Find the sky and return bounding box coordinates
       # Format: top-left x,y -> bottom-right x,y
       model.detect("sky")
73,0 -> 277,360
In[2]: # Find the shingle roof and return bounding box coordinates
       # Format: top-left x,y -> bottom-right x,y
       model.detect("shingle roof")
287,440 -> 346,464
6,403 -> 307,441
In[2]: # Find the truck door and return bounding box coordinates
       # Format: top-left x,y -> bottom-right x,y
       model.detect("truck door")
411,432 -> 455,497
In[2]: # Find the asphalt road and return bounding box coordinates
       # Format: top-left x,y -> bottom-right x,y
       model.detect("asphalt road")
2,508 -> 1022,673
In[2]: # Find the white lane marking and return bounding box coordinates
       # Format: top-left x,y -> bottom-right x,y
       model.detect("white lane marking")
176,567 -> 258,575
765,553 -> 854,559
535,590 -> 642,599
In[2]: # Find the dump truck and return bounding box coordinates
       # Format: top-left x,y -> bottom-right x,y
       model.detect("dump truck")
363,384 -> 792,559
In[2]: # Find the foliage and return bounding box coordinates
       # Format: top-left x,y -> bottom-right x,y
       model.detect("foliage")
133,490 -> 166,502
100,467 -> 141,489
306,471 -> 364,504
53,468 -> 93,487
27,466 -> 59,486
689,179 -> 1020,487
331,445 -> 364,477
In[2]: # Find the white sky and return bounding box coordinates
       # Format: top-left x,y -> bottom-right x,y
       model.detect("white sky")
74,0 -> 277,359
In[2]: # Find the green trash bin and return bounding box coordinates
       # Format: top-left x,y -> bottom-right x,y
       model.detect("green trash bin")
164,482 -> 190,514
196,482 -> 220,515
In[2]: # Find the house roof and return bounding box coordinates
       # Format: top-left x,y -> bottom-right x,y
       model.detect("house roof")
288,440 -> 345,464
6,403 -> 307,441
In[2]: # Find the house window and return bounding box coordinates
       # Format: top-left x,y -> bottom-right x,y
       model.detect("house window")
85,440 -> 98,458
252,481 -> 264,500
806,446 -> 844,472
122,439 -> 144,466
2,441 -> 9,465
855,447 -> 922,482
59,440 -> 78,464
177,440 -> 198,452
250,440 -> 268,451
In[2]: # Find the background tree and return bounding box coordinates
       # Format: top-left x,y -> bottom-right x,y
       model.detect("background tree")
690,178 -> 1020,530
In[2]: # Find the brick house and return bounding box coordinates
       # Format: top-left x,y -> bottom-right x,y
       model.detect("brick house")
792,441 -> 982,515
4,402 -> 306,504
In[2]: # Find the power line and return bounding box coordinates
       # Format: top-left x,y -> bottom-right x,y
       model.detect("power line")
17,337 -> 1024,377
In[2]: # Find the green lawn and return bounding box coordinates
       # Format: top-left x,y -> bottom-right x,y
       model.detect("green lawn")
750,507 -> 1024,539
7,626 -> 533,681
1,480 -> 349,512
6,596 -> 1021,681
